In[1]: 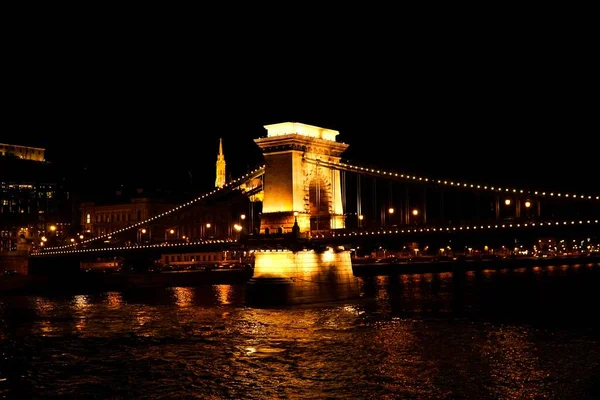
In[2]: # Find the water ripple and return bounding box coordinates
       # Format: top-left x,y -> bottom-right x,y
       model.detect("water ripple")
2,265 -> 600,398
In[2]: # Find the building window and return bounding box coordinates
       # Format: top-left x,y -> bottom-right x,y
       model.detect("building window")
86,214 -> 91,224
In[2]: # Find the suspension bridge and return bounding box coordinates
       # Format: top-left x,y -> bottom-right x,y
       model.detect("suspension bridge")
31,122 -> 598,263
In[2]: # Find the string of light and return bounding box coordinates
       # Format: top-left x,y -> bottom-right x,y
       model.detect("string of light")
34,218 -> 599,256
32,238 -> 236,257
304,158 -> 600,202
40,166 -> 265,252
313,218 -> 600,239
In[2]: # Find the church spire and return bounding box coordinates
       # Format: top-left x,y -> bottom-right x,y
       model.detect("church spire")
215,138 -> 226,188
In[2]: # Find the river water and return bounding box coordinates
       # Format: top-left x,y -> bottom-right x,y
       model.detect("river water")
2,263 -> 600,399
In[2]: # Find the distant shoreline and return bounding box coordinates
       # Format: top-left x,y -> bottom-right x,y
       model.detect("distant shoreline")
2,254 -> 599,295
352,254 -> 600,276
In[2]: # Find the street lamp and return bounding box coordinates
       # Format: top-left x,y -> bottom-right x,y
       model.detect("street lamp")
386,207 -> 395,227
358,214 -> 364,228
525,200 -> 531,208
138,228 -> 147,244
504,199 -> 511,206
411,208 -> 419,225
165,228 -> 176,242
49,225 -> 57,232
233,223 -> 242,239
239,214 -> 246,232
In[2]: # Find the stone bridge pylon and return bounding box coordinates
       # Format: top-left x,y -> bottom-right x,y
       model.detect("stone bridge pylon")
254,122 -> 349,234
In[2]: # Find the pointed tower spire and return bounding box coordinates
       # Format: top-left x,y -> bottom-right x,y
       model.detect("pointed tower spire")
215,138 -> 226,188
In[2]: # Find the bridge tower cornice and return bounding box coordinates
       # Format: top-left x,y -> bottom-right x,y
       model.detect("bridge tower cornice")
254,134 -> 349,158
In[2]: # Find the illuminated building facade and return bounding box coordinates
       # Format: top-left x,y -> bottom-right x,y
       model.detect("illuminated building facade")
215,138 -> 226,188
0,143 -> 46,162
80,198 -> 175,241
1,145 -> 71,251
80,191 -> 252,244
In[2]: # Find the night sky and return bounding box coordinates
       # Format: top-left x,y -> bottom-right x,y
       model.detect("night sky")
2,38 -> 597,199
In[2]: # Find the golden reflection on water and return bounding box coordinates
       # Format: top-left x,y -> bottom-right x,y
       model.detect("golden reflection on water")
106,292 -> 123,308
171,287 -> 194,307
73,295 -> 90,310
34,297 -> 59,336
215,285 -> 232,305
373,320 -> 446,397
481,326 -> 550,399
134,312 -> 152,329
439,272 -> 452,279
38,319 -> 58,336
71,295 -> 90,334
34,297 -> 56,316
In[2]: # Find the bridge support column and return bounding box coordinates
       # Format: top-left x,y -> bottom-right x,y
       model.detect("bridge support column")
246,249 -> 360,306
495,196 -> 500,220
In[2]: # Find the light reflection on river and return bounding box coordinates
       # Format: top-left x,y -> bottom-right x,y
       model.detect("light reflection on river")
2,264 -> 600,399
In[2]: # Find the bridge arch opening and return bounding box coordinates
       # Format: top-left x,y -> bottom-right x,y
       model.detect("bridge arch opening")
308,175 -> 331,231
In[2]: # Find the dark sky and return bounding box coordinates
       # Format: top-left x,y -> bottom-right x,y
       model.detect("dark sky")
2,33 -> 597,197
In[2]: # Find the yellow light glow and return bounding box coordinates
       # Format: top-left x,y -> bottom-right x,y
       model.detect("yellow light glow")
215,285 -> 233,305
49,225 -> 57,232
240,214 -> 246,220
323,248 -> 335,262
172,287 -> 194,307
525,201 -> 531,208
141,228 -> 147,234
206,223 -> 211,228
388,207 -> 395,214
264,122 -> 339,141
169,229 -> 175,234
358,215 -> 364,220
412,209 -> 419,216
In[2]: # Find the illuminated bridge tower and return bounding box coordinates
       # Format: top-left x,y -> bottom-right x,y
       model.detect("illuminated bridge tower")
254,122 -> 349,235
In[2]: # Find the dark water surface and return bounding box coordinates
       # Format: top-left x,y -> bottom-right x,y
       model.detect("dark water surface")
2,263 -> 600,399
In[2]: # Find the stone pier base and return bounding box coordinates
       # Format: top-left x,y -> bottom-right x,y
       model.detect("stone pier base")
246,249 -> 360,306
0,251 -> 29,275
